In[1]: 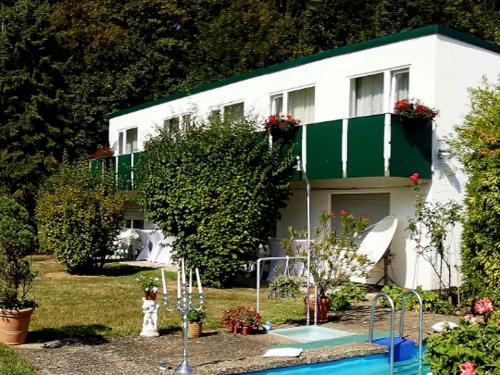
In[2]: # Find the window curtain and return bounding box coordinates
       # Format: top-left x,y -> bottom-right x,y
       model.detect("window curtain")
394,72 -> 409,102
288,87 -> 315,124
355,74 -> 383,116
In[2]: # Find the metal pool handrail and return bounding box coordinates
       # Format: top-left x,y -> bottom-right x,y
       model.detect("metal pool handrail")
400,290 -> 424,375
255,256 -> 307,316
369,292 -> 396,375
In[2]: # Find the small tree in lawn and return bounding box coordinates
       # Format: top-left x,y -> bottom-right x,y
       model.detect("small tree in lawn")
36,160 -> 125,273
139,117 -> 295,287
0,196 -> 37,309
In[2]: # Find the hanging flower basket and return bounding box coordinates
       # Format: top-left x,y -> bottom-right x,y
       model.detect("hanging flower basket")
394,98 -> 438,126
263,114 -> 301,144
89,145 -> 114,161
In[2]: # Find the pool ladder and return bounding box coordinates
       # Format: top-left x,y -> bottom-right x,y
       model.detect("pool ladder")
368,290 -> 424,375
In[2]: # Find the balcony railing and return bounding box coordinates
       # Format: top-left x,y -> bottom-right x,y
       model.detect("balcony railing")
89,151 -> 143,190
293,113 -> 432,180
92,113 -> 431,191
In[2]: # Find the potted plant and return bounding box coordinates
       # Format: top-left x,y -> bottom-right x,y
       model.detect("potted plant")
394,98 -> 439,125
220,304 -> 262,335
263,113 -> 301,144
187,308 -> 206,338
136,275 -> 160,300
284,210 -> 371,323
0,195 -> 37,345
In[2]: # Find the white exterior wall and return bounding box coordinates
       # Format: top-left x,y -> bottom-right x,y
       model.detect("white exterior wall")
109,34 -> 441,149
109,32 -> 499,290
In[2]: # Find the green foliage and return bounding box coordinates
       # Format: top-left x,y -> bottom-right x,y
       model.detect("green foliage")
36,161 -> 125,273
450,80 -> 500,305
327,282 -> 367,312
139,118 -> 295,287
379,285 -> 455,314
0,343 -> 37,375
425,319 -> 500,374
285,211 -> 370,297
0,195 -> 37,309
407,177 -> 462,298
136,275 -> 159,293
0,0 -> 72,212
187,308 -> 206,323
268,275 -> 304,299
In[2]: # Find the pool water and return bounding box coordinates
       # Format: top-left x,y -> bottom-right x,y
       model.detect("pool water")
246,346 -> 429,375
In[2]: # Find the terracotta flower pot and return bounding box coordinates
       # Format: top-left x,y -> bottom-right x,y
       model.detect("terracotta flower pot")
188,321 -> 202,338
241,325 -> 253,336
304,295 -> 330,324
0,307 -> 35,345
144,291 -> 157,301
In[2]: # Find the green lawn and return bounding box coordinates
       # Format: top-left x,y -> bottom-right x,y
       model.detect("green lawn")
0,344 -> 36,375
27,256 -> 305,341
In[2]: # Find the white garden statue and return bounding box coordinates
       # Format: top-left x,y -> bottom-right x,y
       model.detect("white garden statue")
140,299 -> 160,337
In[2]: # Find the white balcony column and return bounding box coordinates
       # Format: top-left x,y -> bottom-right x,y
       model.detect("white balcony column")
383,113 -> 392,176
341,118 -> 348,178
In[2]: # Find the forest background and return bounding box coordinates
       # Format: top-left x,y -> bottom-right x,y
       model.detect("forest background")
1,0 -> 499,214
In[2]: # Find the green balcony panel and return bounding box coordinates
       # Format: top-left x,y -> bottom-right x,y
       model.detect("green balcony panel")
117,154 -> 132,190
390,115 -> 432,179
347,115 -> 385,177
132,152 -> 143,189
306,120 -> 343,180
90,159 -> 101,174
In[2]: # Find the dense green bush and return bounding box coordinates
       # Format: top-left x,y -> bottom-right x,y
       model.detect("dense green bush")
0,195 -> 37,309
426,319 -> 500,374
379,285 -> 455,314
139,118 -> 295,287
327,282 -> 366,312
268,275 -> 304,299
36,161 -> 125,273
451,80 -> 500,305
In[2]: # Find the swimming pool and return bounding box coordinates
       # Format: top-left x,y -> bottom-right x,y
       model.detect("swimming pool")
245,347 -> 430,375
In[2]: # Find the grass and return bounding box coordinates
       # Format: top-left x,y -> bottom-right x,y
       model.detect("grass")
0,344 -> 37,375
27,255 -> 305,341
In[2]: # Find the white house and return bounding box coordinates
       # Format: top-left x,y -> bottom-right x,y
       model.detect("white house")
107,25 -> 499,290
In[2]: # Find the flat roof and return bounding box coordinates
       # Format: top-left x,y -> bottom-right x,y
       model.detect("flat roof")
109,24 -> 499,119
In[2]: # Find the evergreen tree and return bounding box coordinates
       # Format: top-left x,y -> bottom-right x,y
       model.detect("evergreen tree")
0,0 -> 72,212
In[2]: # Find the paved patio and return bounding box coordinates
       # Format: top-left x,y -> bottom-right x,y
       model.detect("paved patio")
16,301 -> 459,374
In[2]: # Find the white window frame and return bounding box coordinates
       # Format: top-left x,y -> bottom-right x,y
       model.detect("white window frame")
163,116 -> 180,134
268,84 -> 315,124
117,126 -> 139,155
209,100 -> 245,122
349,66 -> 410,117
390,68 -> 410,108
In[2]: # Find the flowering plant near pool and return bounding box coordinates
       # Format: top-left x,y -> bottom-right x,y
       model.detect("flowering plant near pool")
426,298 -> 499,375
394,98 -> 439,124
136,275 -> 159,294
221,304 -> 262,334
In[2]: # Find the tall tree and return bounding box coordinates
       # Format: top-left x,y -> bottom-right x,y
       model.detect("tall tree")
51,0 -> 192,152
0,0 -> 71,212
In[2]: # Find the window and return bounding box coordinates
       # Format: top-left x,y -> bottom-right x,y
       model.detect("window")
125,219 -> 144,230
163,117 -> 180,133
270,94 -> 283,114
223,102 -> 244,123
209,109 -> 221,121
331,193 -> 390,242
117,127 -> 138,155
391,70 -> 409,104
182,114 -> 191,126
352,73 -> 384,117
288,87 -> 315,124
269,87 -> 315,124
